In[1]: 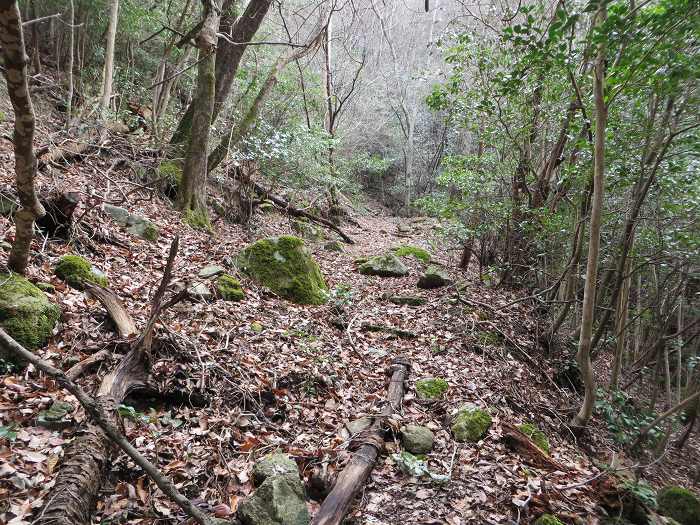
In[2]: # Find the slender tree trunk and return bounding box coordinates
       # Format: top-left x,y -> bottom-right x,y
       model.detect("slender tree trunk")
99,0 -> 119,118
65,0 -> 75,124
611,258 -> 631,389
0,0 -> 46,274
572,2 -> 607,427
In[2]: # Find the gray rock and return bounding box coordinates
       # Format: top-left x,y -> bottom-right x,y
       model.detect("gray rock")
323,241 -> 343,252
346,417 -> 373,435
238,474 -> 309,525
417,265 -> 451,289
103,204 -> 131,225
37,400 -> 74,430
252,453 -> 300,487
358,254 -> 408,278
401,425 -> 434,455
199,265 -> 225,278
126,216 -> 158,241
188,282 -> 213,300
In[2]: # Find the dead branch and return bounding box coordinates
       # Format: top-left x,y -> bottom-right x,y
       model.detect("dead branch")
312,357 -> 410,525
65,349 -> 110,380
85,283 -> 137,338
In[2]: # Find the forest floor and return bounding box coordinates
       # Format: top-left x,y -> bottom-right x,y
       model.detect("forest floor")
0,91 -> 698,525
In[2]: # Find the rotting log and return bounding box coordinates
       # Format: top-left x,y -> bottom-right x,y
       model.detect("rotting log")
251,181 -> 355,244
312,356 -> 410,525
501,422 -> 566,471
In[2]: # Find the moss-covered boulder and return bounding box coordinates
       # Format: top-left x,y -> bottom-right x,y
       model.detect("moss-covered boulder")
534,515 -> 565,525
54,255 -> 108,290
657,486 -> 700,525
237,236 -> 327,305
451,405 -> 492,442
216,274 -> 245,302
517,423 -> 550,453
252,453 -> 300,487
393,245 -> 431,263
401,425 -> 435,455
158,160 -> 182,198
0,273 -> 60,353
238,474 -> 309,525
126,216 -> 159,242
415,378 -> 449,400
417,265 -> 451,289
358,254 -> 408,277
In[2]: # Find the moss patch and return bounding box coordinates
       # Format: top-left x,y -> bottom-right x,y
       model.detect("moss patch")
451,405 -> 492,442
54,255 -> 108,290
657,486 -> 700,525
237,236 -> 327,305
534,515 -> 565,525
183,208 -> 212,232
518,423 -> 550,453
0,273 -> 60,351
216,274 -> 245,301
415,378 -> 449,399
158,160 -> 182,197
393,245 -> 431,263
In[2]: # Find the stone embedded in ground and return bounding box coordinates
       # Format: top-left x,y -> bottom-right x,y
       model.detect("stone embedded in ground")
388,295 -> 426,306
237,236 -> 327,305
237,474 -> 309,525
417,265 -> 451,289
103,204 -> 131,225
199,265 -> 226,278
216,274 -> 245,301
54,254 -> 109,290
517,423 -> 550,453
346,417 -> 373,435
187,282 -> 213,301
358,254 -> 409,277
252,453 -> 301,487
0,273 -> 61,359
415,378 -> 449,400
126,216 -> 159,241
37,400 -> 74,430
451,405 -> 492,442
323,240 -> 344,252
657,486 -> 700,525
401,425 -> 435,455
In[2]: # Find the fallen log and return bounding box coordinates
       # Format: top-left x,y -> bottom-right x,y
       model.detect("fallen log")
251,181 -> 355,244
501,422 -> 567,471
312,357 -> 410,525
85,283 -> 137,338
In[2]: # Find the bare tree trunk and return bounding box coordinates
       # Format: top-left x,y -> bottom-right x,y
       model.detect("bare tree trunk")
572,2 -> 607,427
99,0 -> 119,118
0,0 -> 46,274
65,0 -> 75,124
611,258 -> 631,389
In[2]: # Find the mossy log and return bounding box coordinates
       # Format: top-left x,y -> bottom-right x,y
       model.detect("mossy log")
312,357 -> 410,525
501,422 -> 565,471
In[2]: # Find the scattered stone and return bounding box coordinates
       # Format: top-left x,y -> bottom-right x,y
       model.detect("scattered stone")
415,378 -> 448,400
388,295 -> 426,306
237,236 -> 328,305
657,486 -> 700,525
35,282 -> 55,293
393,244 -> 431,263
54,254 -> 108,290
401,425 -> 434,455
517,423 -> 550,453
534,515 -> 565,525
199,265 -> 226,278
0,273 -> 61,355
397,224 -> 411,234
37,400 -> 74,430
187,282 -> 213,301
323,240 -> 344,252
451,405 -> 492,442
216,274 -> 245,301
238,474 -> 309,525
358,254 -> 408,277
126,216 -> 159,241
417,265 -> 451,289
346,417 -> 373,435
102,204 -> 131,225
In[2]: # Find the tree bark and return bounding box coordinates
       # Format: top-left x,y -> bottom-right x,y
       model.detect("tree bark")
572,2 -> 607,427
99,0 -> 119,118
0,0 -> 45,274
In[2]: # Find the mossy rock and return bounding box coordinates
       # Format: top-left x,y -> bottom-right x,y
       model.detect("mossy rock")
393,245 -> 431,263
415,378 -> 448,400
238,474 -> 309,525
323,240 -> 344,252
183,208 -> 213,232
657,486 -> 700,525
517,423 -> 550,453
534,515 -> 565,525
417,265 -> 451,289
451,405 -> 492,442
358,254 -> 408,278
126,216 -> 159,241
37,400 -> 74,430
252,453 -> 300,487
216,274 -> 245,301
0,273 -> 61,354
353,256 -> 369,265
237,236 -> 327,305
54,254 -> 108,290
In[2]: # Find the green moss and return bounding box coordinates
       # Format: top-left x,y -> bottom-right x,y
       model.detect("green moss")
478,330 -> 503,346
216,274 -> 245,301
54,255 -> 108,290
518,423 -> 550,453
158,160 -> 182,195
451,405 -> 492,442
415,378 -> 449,399
358,254 -> 409,277
657,486 -> 700,525
237,236 -> 328,305
0,273 -> 60,351
142,222 -> 159,241
534,515 -> 565,525
183,208 -> 212,232
393,245 -> 431,263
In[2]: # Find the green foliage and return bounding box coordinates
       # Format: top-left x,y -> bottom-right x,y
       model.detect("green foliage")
657,486 -> 700,525
451,405 -> 492,442
393,245 -> 431,263
534,515 -> 565,525
619,479 -> 658,511
0,423 -> 19,441
216,274 -> 245,302
596,389 -> 665,447
55,255 -> 108,289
